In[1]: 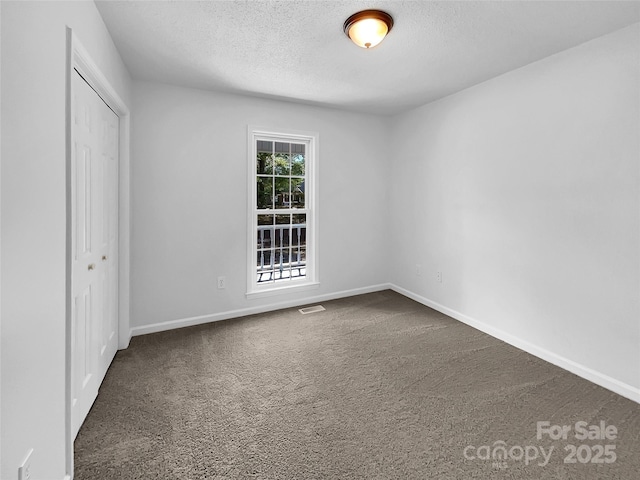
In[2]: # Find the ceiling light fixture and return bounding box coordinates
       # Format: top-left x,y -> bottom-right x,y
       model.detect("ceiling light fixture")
343,9 -> 394,49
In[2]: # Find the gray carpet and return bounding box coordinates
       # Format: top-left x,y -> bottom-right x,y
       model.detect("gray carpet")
75,290 -> 640,479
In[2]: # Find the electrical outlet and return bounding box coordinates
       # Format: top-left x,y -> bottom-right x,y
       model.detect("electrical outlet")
18,449 -> 33,480
416,264 -> 421,276
436,271 -> 442,283
217,276 -> 226,289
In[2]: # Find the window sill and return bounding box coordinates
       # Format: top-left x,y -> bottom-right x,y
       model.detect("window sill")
246,281 -> 319,299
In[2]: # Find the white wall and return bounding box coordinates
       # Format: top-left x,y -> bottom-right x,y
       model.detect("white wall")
0,1 -> 131,479
0,1 -> 3,473
389,24 -> 640,398
130,82 -> 390,332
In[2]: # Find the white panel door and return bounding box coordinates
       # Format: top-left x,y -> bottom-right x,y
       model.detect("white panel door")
71,69 -> 119,439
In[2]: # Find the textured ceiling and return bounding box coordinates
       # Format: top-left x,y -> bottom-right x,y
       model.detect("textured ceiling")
95,1 -> 640,115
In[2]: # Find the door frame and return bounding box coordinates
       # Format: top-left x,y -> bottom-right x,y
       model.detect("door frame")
65,28 -> 131,479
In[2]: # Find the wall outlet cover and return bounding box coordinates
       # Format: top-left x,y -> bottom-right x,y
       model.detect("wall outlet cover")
18,448 -> 34,480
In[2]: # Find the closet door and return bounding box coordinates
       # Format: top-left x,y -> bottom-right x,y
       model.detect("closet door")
71,69 -> 119,439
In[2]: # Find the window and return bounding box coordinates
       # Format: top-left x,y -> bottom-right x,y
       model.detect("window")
247,128 -> 317,295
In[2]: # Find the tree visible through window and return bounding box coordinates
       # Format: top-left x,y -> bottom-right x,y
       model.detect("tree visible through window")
249,130 -> 316,292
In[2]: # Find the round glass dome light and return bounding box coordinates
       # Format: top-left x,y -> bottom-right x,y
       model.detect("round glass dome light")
343,10 -> 394,49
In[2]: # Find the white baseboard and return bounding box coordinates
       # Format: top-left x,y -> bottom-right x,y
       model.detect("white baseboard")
130,283 -> 392,337
390,284 -> 640,404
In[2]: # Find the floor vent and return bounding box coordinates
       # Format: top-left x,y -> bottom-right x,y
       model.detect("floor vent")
299,305 -> 326,315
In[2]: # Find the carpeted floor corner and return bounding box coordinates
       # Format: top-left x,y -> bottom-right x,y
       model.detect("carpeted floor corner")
74,290 -> 640,479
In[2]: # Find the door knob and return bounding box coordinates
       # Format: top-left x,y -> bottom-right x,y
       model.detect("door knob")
88,263 -> 96,271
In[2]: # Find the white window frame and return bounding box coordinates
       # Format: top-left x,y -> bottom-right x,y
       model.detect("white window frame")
246,127 -> 319,298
